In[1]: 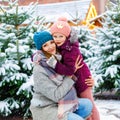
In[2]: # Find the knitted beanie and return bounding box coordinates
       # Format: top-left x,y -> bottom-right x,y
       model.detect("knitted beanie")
50,17 -> 71,37
33,31 -> 53,50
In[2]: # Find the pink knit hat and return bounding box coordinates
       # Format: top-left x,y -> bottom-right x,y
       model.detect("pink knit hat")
50,17 -> 71,37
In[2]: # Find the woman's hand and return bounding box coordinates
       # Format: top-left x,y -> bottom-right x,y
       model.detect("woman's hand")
32,52 -> 41,64
68,75 -> 77,82
85,76 -> 94,88
74,55 -> 84,73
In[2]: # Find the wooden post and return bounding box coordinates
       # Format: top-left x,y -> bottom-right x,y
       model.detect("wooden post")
92,0 -> 107,15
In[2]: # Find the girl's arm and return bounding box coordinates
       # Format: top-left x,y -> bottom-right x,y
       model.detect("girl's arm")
47,49 -> 83,76
55,50 -> 83,76
85,76 -> 94,88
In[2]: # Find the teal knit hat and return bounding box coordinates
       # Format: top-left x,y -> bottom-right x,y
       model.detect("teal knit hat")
33,31 -> 53,50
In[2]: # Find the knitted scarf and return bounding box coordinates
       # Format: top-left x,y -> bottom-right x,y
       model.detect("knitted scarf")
33,50 -> 78,119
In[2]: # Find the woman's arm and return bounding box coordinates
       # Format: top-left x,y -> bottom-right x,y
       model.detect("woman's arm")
33,64 -> 75,102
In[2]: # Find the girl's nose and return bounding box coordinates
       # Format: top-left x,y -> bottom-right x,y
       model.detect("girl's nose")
55,39 -> 59,42
55,37 -> 59,40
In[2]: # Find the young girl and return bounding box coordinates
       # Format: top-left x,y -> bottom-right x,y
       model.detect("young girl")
49,17 -> 100,120
31,30 -> 93,120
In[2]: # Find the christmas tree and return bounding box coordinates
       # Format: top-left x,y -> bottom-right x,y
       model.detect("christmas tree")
77,26 -> 99,90
89,0 -> 120,92
0,0 -> 46,117
77,26 -> 96,60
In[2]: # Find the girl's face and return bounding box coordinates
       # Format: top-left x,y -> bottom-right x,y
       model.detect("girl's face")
52,33 -> 66,46
42,40 -> 56,55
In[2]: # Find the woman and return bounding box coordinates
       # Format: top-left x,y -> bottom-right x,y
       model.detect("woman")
30,31 -> 93,120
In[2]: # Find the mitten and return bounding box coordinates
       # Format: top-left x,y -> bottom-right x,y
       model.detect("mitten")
46,55 -> 57,68
54,54 -> 62,61
33,53 -> 41,64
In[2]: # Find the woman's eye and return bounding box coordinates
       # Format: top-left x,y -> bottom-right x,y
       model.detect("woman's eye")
43,44 -> 46,47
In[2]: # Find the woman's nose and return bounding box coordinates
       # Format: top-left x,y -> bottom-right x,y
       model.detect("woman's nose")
49,45 -> 53,49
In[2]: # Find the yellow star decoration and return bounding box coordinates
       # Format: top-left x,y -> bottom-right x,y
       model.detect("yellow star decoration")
57,24 -> 64,29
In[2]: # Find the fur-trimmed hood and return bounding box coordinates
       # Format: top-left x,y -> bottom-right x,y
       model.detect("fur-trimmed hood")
69,27 -> 79,44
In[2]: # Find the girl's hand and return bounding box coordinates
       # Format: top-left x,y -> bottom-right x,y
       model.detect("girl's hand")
85,76 -> 94,88
74,55 -> 84,73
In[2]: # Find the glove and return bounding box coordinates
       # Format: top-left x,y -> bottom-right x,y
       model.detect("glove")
54,54 -> 62,61
46,55 -> 57,68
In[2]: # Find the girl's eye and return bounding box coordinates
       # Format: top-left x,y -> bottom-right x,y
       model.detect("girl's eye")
53,36 -> 57,38
60,35 -> 63,38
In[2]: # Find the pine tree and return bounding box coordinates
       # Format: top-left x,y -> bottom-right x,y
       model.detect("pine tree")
77,26 -> 96,60
89,0 -> 120,92
77,26 -> 100,90
0,0 -> 45,117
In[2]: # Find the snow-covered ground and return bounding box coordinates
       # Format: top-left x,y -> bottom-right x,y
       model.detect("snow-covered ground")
95,100 -> 120,120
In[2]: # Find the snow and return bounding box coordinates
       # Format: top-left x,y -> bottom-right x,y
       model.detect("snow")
21,58 -> 33,70
0,101 -> 11,116
0,0 -> 120,118
0,99 -> 119,119
95,99 -> 120,120
22,0 -> 91,23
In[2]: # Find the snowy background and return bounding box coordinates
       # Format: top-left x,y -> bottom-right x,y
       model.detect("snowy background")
0,0 -> 120,119
95,100 -> 120,120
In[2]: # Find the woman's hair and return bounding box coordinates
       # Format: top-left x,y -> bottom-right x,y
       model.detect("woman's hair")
41,48 -> 52,59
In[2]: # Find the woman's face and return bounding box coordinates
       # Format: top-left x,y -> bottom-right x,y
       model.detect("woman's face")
52,33 -> 66,46
42,40 -> 56,55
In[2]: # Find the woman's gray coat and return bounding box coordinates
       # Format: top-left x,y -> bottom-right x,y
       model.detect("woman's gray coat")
30,63 -> 75,120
